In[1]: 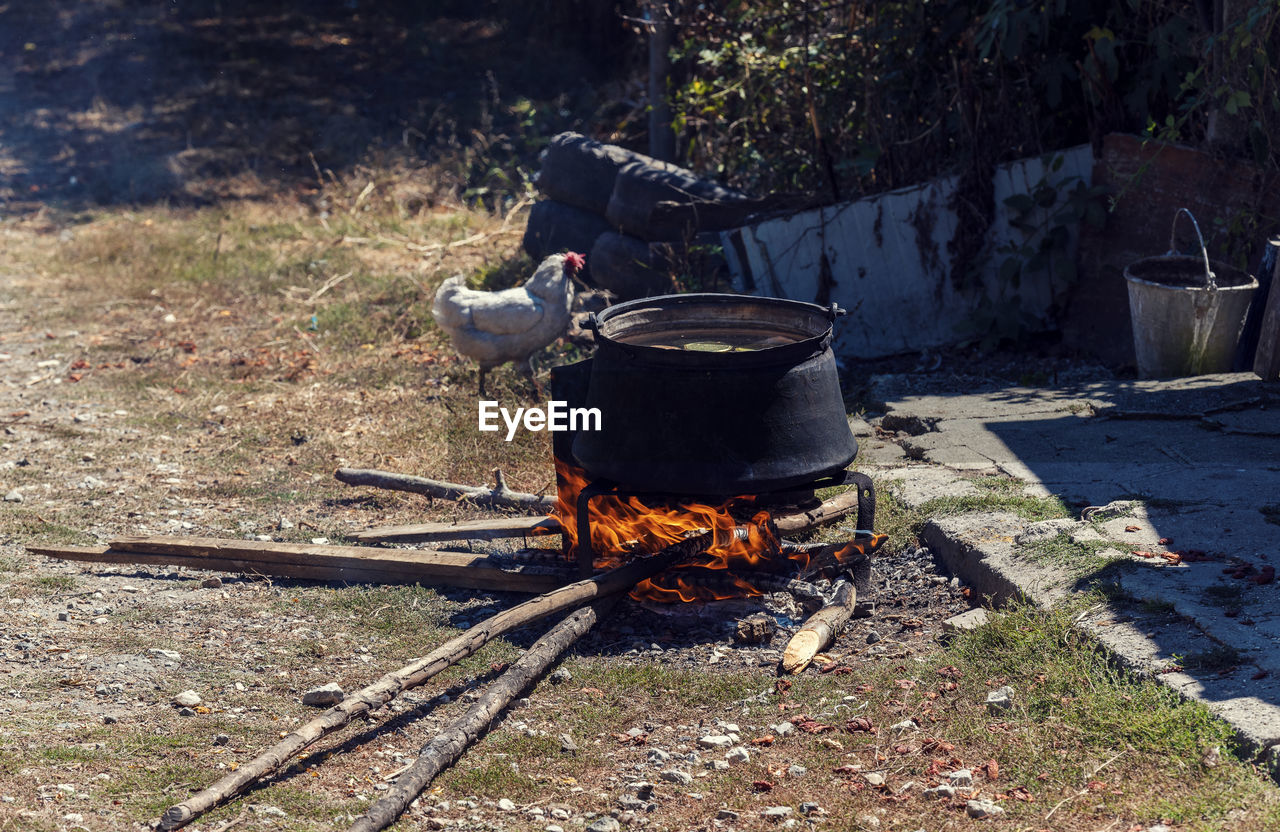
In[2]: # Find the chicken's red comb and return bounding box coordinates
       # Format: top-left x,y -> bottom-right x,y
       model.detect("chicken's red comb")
563,251 -> 586,274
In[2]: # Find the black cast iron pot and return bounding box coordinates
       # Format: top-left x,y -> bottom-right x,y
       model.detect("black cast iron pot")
571,293 -> 857,495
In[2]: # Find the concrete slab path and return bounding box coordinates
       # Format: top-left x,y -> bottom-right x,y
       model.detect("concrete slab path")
854,371 -> 1280,779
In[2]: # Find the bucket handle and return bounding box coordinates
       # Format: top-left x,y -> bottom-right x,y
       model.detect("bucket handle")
1168,208 -> 1218,291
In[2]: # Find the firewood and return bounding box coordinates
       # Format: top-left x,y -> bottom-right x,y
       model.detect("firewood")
33,543 -> 570,593
347,600 -> 612,832
773,488 -> 862,536
34,537 -> 572,594
334,467 -> 556,512
353,516 -> 563,544
781,581 -> 857,674
156,531 -> 711,831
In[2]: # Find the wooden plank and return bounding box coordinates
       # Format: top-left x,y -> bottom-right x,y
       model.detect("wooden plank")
1254,249 -> 1280,381
32,541 -> 569,594
353,516 -> 563,544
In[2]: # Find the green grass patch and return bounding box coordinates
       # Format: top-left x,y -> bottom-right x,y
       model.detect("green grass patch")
438,753 -> 545,800
29,574 -> 79,592
4,512 -> 97,547
1180,645 -> 1245,671
827,480 -> 1072,551
567,662 -> 763,709
946,599 -> 1243,782
1017,532 -> 1128,572
1203,583 -> 1247,608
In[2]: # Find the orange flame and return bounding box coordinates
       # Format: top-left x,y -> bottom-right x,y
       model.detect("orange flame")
551,460 -> 870,603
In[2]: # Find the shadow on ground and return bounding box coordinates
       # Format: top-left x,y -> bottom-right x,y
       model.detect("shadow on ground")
0,0 -> 633,211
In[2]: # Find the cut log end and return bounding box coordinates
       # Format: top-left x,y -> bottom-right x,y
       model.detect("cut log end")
780,582 -> 857,675
158,806 -> 193,831
781,631 -> 822,674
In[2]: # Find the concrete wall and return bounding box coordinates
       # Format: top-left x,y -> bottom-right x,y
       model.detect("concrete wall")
718,145 -> 1093,359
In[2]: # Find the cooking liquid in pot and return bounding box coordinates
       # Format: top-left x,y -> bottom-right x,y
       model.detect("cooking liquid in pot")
619,328 -> 798,352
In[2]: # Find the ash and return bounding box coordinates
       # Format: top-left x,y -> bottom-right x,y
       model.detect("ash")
570,542 -> 974,668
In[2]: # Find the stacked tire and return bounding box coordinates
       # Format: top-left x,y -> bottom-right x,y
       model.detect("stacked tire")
522,132 -> 759,299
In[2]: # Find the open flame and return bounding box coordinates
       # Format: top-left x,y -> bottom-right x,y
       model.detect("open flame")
551,460 -> 876,603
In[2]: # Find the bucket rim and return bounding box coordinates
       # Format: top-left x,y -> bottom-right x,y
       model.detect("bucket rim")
1124,255 -> 1257,292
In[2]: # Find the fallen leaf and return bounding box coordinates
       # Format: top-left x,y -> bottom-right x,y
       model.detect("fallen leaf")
1158,537 -> 1173,545
752,780 -> 774,792
1124,525 -> 1140,532
774,679 -> 792,695
983,759 -> 999,780
1132,550 -> 1156,558
832,765 -> 860,775
853,683 -> 874,693
795,716 -> 835,733
845,717 -> 876,734
893,679 -> 916,690
752,735 -> 775,746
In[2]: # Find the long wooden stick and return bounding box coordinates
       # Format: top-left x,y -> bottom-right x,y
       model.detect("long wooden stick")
347,601 -> 611,832
781,580 -> 857,674
33,541 -> 568,594
353,516 -> 563,544
157,532 -> 710,831
335,467 -> 556,511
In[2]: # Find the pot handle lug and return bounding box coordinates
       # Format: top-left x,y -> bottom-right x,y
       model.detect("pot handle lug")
828,303 -> 846,320
584,313 -> 600,332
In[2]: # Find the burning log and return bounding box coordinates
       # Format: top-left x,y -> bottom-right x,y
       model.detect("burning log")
157,532 -> 711,831
347,601 -> 611,832
781,580 -> 857,674
335,467 -> 555,512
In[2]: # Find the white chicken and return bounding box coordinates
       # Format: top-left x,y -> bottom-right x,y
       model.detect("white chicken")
431,251 -> 585,395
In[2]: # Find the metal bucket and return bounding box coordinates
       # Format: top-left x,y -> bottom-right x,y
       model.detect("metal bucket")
1125,209 -> 1258,378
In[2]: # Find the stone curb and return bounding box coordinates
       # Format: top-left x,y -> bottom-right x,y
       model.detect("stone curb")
920,511 -> 1280,784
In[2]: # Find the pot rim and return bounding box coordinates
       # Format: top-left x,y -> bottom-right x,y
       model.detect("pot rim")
589,292 -> 838,367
